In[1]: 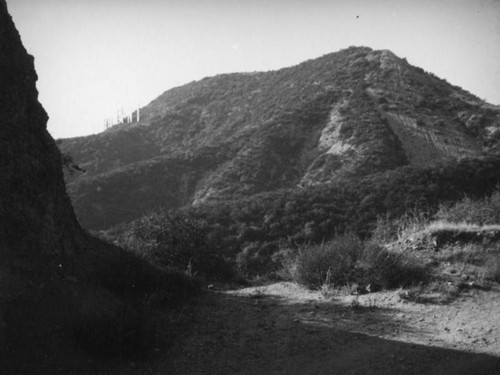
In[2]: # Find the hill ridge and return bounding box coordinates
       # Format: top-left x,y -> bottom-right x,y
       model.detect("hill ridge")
60,47 -> 500,230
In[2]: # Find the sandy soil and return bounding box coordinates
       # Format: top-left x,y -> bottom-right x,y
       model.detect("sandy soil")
144,282 -> 500,374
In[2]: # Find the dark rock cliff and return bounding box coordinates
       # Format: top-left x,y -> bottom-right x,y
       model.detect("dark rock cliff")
0,3 -> 196,372
0,0 -> 85,366
0,0 -> 82,259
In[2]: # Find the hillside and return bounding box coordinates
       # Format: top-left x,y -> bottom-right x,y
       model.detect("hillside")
60,47 -> 500,231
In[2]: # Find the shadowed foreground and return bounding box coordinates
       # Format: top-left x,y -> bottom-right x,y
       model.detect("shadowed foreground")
157,284 -> 500,375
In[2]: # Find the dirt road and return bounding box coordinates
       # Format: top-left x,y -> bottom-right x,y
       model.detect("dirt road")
152,282 -> 500,374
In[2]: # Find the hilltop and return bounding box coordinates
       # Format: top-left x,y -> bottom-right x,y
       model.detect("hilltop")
60,46 -> 500,231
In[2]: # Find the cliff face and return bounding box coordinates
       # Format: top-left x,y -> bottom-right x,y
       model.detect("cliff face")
0,0 -> 85,364
0,4 -> 197,371
0,0 -> 81,259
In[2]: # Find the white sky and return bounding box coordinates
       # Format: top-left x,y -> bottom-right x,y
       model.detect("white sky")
7,0 -> 500,139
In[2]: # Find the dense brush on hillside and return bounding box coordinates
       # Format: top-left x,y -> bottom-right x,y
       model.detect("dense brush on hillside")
106,154 -> 500,279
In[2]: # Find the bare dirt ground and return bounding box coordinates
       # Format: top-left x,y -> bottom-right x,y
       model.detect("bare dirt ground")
140,282 -> 500,374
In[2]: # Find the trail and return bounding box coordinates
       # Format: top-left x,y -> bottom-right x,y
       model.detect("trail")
149,282 -> 500,374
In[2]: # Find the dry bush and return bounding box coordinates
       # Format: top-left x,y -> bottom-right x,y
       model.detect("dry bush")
294,235 -> 428,290
372,210 -> 429,244
436,191 -> 500,225
294,235 -> 362,289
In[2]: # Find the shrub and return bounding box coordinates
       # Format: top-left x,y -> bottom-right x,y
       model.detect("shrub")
294,235 -> 428,289
371,210 -> 429,243
361,242 -> 429,289
295,235 -> 363,289
128,209 -> 208,268
117,209 -> 235,281
436,191 -> 500,225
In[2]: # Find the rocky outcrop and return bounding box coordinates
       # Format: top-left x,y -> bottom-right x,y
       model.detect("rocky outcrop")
0,0 -> 84,366
0,0 -> 82,259
0,5 -> 198,371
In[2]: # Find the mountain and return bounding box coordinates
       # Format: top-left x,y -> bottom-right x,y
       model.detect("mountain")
60,46 -> 500,231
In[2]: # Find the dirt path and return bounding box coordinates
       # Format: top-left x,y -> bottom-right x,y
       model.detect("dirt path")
152,282 -> 500,374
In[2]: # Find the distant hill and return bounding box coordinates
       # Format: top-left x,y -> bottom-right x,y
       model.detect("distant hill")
59,47 -> 500,230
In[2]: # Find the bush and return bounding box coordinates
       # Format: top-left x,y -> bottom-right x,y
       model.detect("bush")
117,209 -> 235,281
295,235 -> 363,289
371,210 -> 429,243
436,191 -> 500,225
126,209 -> 208,268
294,235 -> 428,289
361,242 -> 429,289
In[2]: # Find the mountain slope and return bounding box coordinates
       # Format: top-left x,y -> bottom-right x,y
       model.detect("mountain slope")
60,47 -> 500,230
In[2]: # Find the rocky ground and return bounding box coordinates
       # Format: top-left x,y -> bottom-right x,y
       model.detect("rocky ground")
133,281 -> 500,374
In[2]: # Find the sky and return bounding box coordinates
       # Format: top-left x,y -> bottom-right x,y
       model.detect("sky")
7,0 -> 500,139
